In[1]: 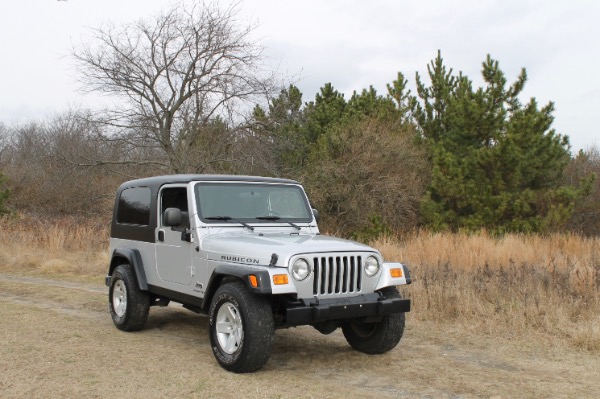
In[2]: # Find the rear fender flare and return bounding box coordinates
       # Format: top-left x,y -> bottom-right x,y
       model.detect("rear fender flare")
108,248 -> 148,291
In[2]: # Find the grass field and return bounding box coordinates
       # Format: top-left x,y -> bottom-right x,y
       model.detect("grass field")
1,214 -> 599,397
1,214 -> 599,352
374,232 -> 600,352
1,273 -> 599,398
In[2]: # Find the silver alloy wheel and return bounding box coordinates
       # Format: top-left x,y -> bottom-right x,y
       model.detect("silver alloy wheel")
112,279 -> 127,317
215,301 -> 243,354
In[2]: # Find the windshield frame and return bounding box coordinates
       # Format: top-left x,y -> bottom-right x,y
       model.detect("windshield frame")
194,181 -> 314,224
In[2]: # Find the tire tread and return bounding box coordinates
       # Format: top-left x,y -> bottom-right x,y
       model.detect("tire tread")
342,286 -> 405,354
109,264 -> 150,332
209,281 -> 274,373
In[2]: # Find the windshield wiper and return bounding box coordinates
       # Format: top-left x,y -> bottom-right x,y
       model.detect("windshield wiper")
205,216 -> 254,231
205,216 -> 231,220
256,216 -> 301,230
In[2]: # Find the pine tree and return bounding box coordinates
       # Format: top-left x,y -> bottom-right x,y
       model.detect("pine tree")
415,52 -> 585,233
304,83 -> 347,143
252,85 -> 306,173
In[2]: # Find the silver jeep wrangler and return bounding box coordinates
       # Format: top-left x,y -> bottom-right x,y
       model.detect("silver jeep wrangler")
106,175 -> 411,372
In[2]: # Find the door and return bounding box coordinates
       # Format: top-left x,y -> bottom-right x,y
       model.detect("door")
155,186 -> 194,286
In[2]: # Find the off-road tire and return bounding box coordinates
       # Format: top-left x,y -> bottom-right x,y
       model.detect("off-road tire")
209,281 -> 274,373
341,286 -> 405,354
109,264 -> 150,332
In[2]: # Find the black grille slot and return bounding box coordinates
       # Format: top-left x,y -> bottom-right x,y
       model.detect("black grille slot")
313,255 -> 362,296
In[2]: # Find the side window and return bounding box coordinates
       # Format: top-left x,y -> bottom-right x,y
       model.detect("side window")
160,187 -> 189,227
117,187 -> 151,226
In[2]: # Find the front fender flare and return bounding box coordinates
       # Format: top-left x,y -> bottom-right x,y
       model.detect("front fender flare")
201,264 -> 272,310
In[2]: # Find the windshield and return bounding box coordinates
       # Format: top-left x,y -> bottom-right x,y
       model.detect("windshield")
195,182 -> 313,223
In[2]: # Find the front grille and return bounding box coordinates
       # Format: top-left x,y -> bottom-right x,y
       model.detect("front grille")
312,255 -> 362,296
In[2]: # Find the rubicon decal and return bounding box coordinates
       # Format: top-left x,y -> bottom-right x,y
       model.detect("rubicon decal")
221,255 -> 260,264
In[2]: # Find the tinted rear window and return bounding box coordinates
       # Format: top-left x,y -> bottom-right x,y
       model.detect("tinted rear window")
117,187 -> 151,225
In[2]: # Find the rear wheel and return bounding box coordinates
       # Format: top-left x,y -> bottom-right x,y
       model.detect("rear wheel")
109,265 -> 150,331
342,286 -> 405,354
209,281 -> 274,373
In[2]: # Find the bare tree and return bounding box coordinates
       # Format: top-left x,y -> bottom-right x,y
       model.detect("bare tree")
0,112 -> 130,216
565,145 -> 600,236
0,122 -> 8,161
73,1 -> 273,173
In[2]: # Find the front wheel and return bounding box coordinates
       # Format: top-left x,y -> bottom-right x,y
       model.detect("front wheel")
341,286 -> 405,354
109,265 -> 150,331
209,281 -> 274,373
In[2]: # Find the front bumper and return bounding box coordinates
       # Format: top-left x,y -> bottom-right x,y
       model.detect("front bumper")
286,293 -> 411,325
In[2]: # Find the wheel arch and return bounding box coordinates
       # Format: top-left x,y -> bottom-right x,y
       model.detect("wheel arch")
201,264 -> 272,310
108,248 -> 149,291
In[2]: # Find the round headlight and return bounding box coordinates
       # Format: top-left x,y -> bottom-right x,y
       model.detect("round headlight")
364,256 -> 380,277
291,258 -> 311,281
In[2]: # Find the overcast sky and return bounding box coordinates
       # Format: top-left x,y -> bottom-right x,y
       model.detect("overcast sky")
1,0 -> 598,152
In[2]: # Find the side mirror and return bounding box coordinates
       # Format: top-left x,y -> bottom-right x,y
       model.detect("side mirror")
163,208 -> 182,227
312,208 -> 320,223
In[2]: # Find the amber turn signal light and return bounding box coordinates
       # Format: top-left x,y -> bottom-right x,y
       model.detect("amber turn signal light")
249,275 -> 259,287
272,274 -> 289,285
390,268 -> 403,278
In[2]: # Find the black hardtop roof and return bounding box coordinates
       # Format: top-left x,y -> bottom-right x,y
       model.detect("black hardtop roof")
118,174 -> 300,190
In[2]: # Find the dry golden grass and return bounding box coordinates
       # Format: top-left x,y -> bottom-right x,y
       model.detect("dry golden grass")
373,231 -> 600,352
2,276 -> 600,398
0,213 -> 108,252
376,230 -> 599,288
0,214 -> 109,282
1,214 -> 599,352
2,215 -> 600,397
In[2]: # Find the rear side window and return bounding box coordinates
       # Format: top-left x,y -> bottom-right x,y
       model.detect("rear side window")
117,187 -> 151,225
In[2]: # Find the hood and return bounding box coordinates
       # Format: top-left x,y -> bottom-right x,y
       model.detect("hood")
200,230 -> 376,267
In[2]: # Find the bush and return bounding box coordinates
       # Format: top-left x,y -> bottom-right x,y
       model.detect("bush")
0,171 -> 10,214
302,117 -> 429,237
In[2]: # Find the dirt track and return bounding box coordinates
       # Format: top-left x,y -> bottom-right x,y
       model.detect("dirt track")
1,272 -> 598,399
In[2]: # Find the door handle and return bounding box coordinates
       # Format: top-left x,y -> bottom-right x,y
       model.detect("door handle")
158,230 -> 165,242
